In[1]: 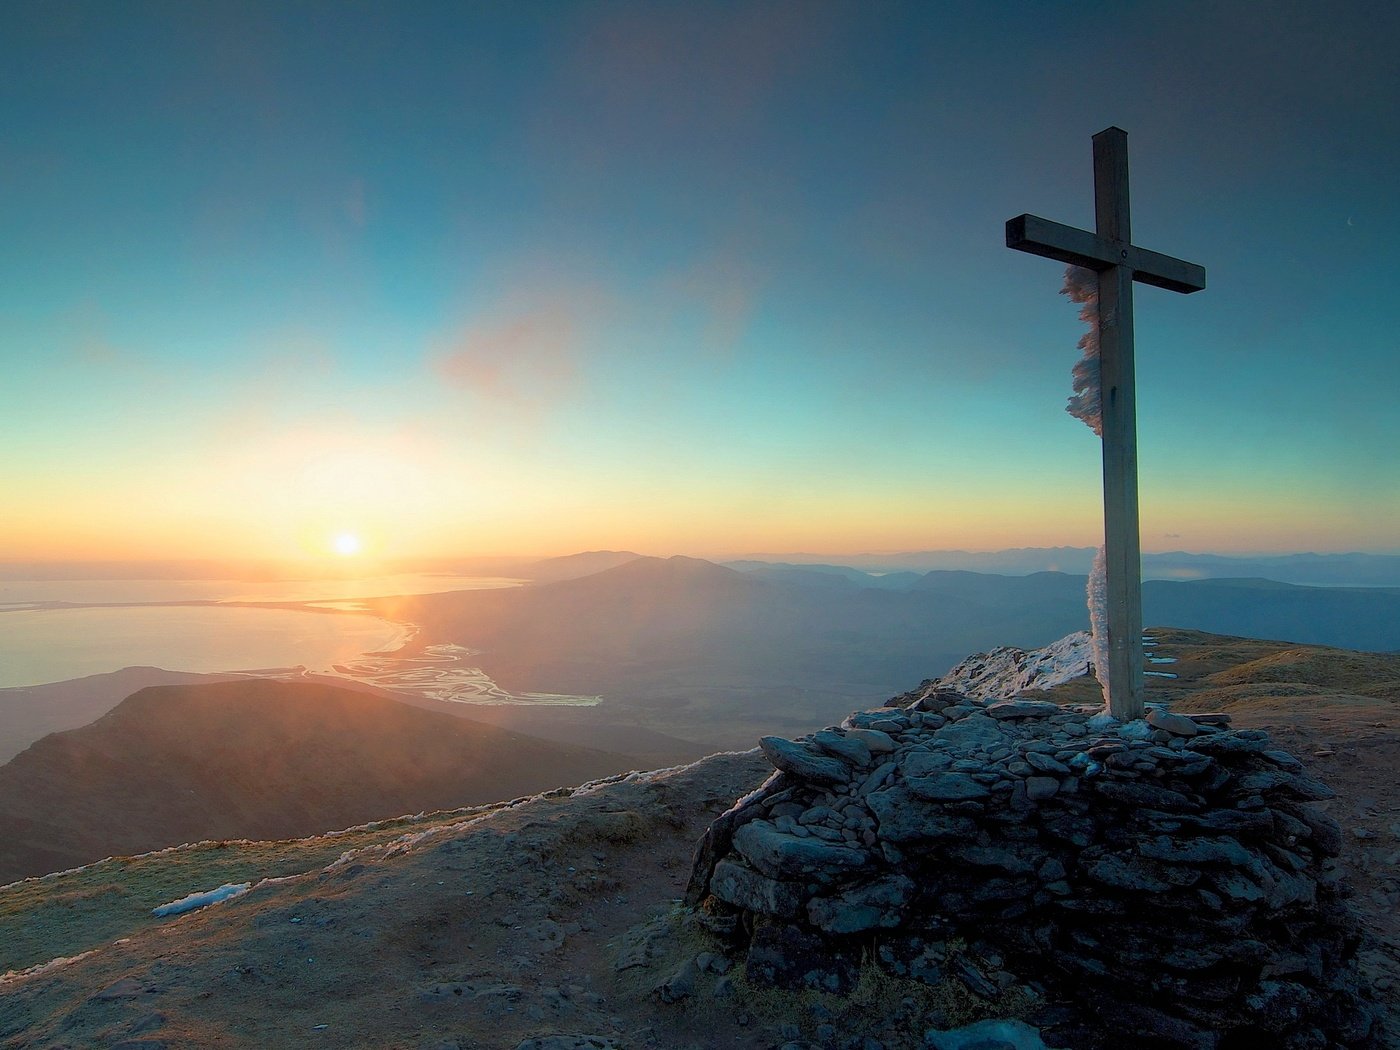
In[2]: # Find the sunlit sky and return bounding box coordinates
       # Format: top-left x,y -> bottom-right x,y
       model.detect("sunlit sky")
4,2 -> 1398,565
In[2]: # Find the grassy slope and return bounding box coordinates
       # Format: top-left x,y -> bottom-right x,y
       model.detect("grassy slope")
0,802 -> 511,975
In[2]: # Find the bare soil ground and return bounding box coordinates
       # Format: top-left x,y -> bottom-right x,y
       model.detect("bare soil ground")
1,628 -> 1396,1049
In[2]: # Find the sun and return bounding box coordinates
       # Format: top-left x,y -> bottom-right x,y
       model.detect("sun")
332,532 -> 362,557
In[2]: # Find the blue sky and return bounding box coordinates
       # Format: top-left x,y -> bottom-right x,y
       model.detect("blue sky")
4,1 -> 1397,561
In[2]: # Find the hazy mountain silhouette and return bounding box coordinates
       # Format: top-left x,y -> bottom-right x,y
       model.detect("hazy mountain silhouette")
725,562 -> 922,590
0,666 -> 238,764
1142,578 -> 1400,653
519,549 -> 644,582
0,679 -> 633,883
728,548 -> 1400,586
372,557 -> 1400,746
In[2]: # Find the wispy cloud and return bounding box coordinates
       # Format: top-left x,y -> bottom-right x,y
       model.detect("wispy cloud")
430,281 -> 610,407
529,3 -> 840,177
661,241 -> 768,354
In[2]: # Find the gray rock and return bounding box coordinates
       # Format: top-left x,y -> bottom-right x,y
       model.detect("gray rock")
760,736 -> 852,784
798,805 -> 840,826
653,958 -> 697,1003
1261,749 -> 1304,772
1190,732 -> 1272,755
807,874 -> 916,933
1146,708 -> 1199,737
746,921 -> 859,994
1168,808 -> 1275,835
933,714 -> 1007,750
696,951 -> 733,975
847,728 -> 897,754
732,820 -> 871,882
1024,777 -> 1059,801
949,955 -> 1000,1000
986,699 -> 1061,720
948,845 -> 1037,876
1190,711 -> 1232,725
1211,871 -> 1266,902
813,729 -> 873,767
1236,769 -> 1335,801
1025,751 -> 1070,775
710,858 -> 805,918
1295,804 -> 1343,856
1037,857 -> 1067,882
907,772 -> 992,802
1093,781 -> 1197,812
515,1038 -> 622,1050
1083,849 -> 1202,892
903,751 -> 956,777
857,759 -> 899,795
1138,835 -> 1253,867
867,787 -> 977,843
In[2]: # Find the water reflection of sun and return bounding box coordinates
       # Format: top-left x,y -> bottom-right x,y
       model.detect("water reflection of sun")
332,532 -> 362,556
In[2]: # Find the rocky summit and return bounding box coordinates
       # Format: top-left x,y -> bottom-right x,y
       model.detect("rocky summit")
686,683 -> 1380,1050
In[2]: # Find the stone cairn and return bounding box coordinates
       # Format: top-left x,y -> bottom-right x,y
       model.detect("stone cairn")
684,685 -> 1379,1049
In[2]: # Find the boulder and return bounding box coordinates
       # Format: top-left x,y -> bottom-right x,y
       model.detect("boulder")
759,736 -> 852,784
731,820 -> 871,882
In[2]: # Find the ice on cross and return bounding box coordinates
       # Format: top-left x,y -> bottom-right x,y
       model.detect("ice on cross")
1006,127 -> 1204,720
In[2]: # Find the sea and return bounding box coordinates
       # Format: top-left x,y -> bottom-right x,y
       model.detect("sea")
0,574 -> 599,705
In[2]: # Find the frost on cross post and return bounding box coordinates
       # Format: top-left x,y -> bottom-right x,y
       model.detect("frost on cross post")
1006,127 -> 1205,721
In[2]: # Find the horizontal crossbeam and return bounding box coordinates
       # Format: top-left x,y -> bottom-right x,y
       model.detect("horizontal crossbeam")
1006,214 -> 1206,294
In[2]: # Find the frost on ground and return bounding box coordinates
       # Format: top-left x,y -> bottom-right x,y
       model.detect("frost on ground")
934,631 -> 1093,700
151,882 -> 250,917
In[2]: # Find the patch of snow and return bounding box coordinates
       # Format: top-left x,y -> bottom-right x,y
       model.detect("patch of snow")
152,882 -> 251,917
933,601 -> 1172,713
1145,671 -> 1179,679
926,1017 -> 1055,1050
0,951 -> 97,987
935,631 -> 1093,700
1085,712 -> 1119,732
1117,720 -> 1154,740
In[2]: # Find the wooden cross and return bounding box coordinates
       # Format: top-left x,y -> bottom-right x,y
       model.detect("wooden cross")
1006,127 -> 1205,720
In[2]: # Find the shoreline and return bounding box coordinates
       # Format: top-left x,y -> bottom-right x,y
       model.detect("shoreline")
0,595 -> 599,709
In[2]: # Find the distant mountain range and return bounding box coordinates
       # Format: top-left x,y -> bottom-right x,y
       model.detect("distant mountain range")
725,549 -> 1400,587
5,557 -> 1400,885
8,547 -> 1397,587
0,679 -> 633,884
370,555 -> 1400,749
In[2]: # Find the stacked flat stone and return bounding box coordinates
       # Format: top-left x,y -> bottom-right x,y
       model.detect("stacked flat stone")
686,685 -> 1378,1050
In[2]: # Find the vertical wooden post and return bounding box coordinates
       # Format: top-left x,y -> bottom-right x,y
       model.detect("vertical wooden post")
1093,128 -> 1145,720
1007,129 -> 1204,718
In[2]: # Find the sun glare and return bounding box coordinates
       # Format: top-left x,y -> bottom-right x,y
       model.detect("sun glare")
332,532 -> 362,557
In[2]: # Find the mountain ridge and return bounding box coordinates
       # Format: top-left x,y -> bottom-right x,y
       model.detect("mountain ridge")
0,678 -> 637,884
